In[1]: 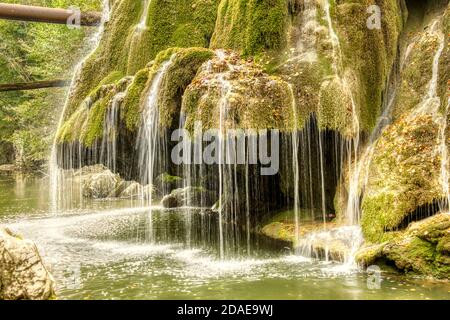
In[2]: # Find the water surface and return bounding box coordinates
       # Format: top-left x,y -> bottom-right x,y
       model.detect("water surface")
1,174 -> 449,300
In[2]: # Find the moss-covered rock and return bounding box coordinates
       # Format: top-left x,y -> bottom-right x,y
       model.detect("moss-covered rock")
357,213 -> 450,279
211,0 -> 288,56
182,50 -> 295,132
361,114 -> 445,243
63,0 -> 219,126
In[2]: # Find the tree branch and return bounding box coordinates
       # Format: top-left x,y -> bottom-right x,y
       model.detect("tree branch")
0,79 -> 70,92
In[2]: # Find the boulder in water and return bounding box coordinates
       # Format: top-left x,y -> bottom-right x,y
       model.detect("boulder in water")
0,227 -> 55,300
81,166 -> 122,199
356,213 -> 450,279
161,187 -> 216,208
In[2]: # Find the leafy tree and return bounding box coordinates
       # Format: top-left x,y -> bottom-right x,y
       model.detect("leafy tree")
0,0 -> 101,170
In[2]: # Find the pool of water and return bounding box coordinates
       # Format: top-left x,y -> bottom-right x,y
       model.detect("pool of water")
1,174 -> 449,300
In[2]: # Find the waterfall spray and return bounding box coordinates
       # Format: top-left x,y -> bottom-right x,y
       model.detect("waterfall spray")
137,54 -> 176,242
49,0 -> 111,213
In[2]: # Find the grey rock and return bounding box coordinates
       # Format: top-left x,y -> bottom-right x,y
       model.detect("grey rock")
0,227 -> 55,300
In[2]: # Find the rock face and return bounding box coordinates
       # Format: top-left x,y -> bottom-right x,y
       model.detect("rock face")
0,228 -> 55,300
356,213 -> 450,279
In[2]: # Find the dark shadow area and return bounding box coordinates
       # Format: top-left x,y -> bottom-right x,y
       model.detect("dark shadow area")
386,199 -> 444,232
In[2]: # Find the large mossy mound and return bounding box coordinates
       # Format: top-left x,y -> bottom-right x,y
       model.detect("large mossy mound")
57,47 -> 214,145
64,0 -> 219,120
361,113 -> 445,243
182,51 -> 295,132
60,0 -> 409,140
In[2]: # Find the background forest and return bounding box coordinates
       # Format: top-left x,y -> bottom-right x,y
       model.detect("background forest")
0,0 -> 100,171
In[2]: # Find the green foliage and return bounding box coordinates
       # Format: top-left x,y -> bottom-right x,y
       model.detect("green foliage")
0,0 -> 102,169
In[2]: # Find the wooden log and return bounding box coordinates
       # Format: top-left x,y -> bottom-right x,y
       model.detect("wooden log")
0,79 -> 70,92
0,3 -> 101,26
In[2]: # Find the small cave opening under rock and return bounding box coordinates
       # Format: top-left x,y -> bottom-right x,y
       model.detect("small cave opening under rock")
386,199 -> 444,232
404,0 -> 449,29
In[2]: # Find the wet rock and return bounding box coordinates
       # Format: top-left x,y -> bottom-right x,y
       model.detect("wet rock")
0,164 -> 15,173
160,187 -> 216,208
119,182 -> 154,200
161,194 -> 180,208
0,227 -> 55,300
356,213 -> 450,279
155,173 -> 183,196
81,166 -> 121,199
119,181 -> 142,198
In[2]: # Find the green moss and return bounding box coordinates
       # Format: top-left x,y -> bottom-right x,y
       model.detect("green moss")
211,0 -> 288,56
120,47 -> 214,131
159,172 -> 183,184
182,52 -> 295,132
159,48 -> 214,128
126,0 -> 219,74
57,106 -> 88,143
80,94 -> 113,146
261,222 -> 295,243
121,68 -> 150,130
334,0 -> 404,132
64,0 -> 144,119
87,71 -> 124,99
384,237 -> 437,276
62,0 -> 219,131
355,243 -> 386,267
361,114 -> 444,243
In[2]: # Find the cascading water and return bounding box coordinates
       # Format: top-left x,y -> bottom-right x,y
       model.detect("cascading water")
100,92 -> 126,173
137,55 -> 176,242
289,84 -> 301,249
49,0 -> 111,213
137,0 -> 150,31
292,0 -> 363,265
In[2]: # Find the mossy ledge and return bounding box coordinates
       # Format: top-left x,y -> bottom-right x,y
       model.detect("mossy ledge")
356,213 -> 450,279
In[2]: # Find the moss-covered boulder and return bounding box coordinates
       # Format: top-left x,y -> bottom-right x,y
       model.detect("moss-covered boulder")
361,113 -> 446,243
357,213 -> 450,279
182,50 -> 295,132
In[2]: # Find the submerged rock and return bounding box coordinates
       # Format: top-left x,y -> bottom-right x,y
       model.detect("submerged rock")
0,228 -> 55,300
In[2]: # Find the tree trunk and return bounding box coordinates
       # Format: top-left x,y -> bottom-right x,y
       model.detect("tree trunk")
0,79 -> 70,92
0,3 -> 101,26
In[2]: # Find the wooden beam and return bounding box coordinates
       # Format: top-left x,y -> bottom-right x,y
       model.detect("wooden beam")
0,79 -> 70,92
0,3 -> 101,26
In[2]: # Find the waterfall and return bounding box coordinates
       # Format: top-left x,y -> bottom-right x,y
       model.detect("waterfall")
100,92 -> 126,173
323,0 -> 361,225
137,0 -> 150,31
137,54 -> 176,242
409,20 -> 448,209
414,21 -> 445,115
216,50 -> 233,259
49,0 -> 111,213
289,85 -> 301,248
